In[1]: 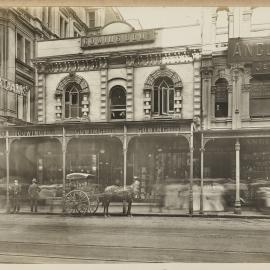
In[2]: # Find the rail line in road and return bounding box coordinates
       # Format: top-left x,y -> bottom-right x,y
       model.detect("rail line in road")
0,240 -> 270,263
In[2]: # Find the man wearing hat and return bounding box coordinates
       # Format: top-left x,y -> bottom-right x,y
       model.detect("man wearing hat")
10,179 -> 22,213
28,178 -> 41,212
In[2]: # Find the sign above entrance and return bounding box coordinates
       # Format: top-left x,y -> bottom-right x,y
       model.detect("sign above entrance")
252,61 -> 270,75
228,37 -> 270,63
81,30 -> 155,49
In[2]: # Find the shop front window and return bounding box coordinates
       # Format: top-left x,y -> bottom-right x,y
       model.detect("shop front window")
64,84 -> 82,118
215,78 -> 228,118
152,77 -> 174,116
110,86 -> 126,120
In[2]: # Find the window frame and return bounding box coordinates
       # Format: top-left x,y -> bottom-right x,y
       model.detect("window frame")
64,84 -> 82,119
110,86 -> 127,120
152,77 -> 175,116
214,78 -> 229,118
250,79 -> 270,118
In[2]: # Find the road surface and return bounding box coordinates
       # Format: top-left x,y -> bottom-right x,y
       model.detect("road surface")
0,214 -> 269,263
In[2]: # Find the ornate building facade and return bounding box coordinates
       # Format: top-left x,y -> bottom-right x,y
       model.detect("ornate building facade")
1,19 -> 202,213
201,7 -> 270,214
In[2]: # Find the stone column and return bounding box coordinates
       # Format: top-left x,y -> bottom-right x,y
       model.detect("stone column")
234,139 -> 241,214
201,64 -> 213,129
231,64 -> 243,130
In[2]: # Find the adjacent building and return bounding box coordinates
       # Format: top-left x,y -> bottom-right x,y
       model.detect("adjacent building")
201,7 -> 270,213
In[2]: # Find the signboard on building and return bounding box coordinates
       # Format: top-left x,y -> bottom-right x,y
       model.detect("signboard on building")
0,77 -> 30,96
81,30 -> 155,49
252,61 -> 270,75
228,37 -> 270,63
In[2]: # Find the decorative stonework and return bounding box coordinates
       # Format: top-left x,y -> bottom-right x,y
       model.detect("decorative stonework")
143,67 -> 183,119
35,49 -> 201,74
193,59 -> 201,118
100,69 -> 108,121
37,74 -> 46,123
55,73 -> 90,121
126,66 -> 134,121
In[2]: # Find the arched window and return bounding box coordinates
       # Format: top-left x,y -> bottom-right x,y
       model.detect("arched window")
110,86 -> 126,120
64,83 -> 83,118
153,77 -> 174,115
215,78 -> 228,118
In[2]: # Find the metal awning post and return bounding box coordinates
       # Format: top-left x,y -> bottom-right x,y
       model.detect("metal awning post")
62,127 -> 66,212
200,132 -> 204,214
5,130 -> 10,213
189,123 -> 194,216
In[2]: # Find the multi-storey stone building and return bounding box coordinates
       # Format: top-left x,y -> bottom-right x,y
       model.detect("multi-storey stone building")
0,17 -> 202,213
201,7 -> 270,213
0,7 -> 122,126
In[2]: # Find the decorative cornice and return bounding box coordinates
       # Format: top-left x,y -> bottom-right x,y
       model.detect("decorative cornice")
34,48 -> 201,74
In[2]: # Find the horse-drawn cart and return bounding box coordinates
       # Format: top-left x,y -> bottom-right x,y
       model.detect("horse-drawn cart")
64,173 -> 140,216
64,173 -> 101,215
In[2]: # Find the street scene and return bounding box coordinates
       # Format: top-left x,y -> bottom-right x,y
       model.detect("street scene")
1,4 -> 270,264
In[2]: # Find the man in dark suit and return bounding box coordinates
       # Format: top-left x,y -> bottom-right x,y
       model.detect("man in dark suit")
28,178 -> 41,213
10,179 -> 21,213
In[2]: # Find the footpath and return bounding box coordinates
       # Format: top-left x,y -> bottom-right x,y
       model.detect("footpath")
1,202 -> 270,219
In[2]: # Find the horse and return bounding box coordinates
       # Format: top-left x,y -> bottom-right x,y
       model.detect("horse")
101,180 -> 140,217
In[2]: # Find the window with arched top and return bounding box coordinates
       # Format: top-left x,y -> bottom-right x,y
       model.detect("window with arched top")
64,83 -> 83,118
215,78 -> 228,118
110,86 -> 126,120
153,77 -> 174,115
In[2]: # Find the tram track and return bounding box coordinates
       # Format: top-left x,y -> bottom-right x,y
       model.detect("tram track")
0,240 -> 270,263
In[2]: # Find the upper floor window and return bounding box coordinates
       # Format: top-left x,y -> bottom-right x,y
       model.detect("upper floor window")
152,77 -> 174,115
110,86 -> 126,120
215,78 -> 228,118
64,83 -> 83,118
215,8 -> 229,44
60,15 -> 68,38
251,7 -> 270,26
88,11 -> 96,28
16,33 -> 32,65
17,33 -> 24,61
250,79 -> 270,118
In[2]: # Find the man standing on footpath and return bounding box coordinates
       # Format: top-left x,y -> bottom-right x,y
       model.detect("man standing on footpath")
10,179 -> 22,213
28,178 -> 41,213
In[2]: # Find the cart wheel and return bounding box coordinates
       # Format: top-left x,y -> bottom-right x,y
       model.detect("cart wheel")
88,194 -> 99,214
64,190 -> 89,215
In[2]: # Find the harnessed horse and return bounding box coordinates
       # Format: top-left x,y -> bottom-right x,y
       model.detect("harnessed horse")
102,180 -> 140,217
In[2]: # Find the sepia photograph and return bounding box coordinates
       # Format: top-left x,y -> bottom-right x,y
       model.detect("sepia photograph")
0,0 -> 270,265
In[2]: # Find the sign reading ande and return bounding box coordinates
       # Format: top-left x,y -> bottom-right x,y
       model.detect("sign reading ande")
228,37 -> 270,63
81,30 -> 155,49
